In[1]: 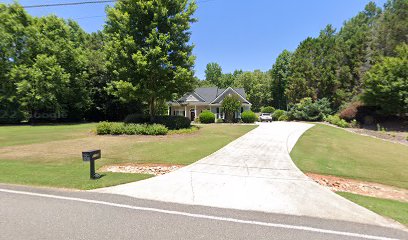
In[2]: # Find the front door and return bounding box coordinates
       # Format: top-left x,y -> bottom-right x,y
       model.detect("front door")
190,109 -> 195,121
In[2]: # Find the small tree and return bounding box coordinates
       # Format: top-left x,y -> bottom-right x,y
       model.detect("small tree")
221,94 -> 241,123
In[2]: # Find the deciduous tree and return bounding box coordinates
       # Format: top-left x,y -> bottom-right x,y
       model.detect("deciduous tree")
104,0 -> 197,120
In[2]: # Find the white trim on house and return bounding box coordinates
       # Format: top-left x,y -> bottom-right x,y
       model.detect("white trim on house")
211,87 -> 252,105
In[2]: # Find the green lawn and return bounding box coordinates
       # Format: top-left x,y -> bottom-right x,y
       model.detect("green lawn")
338,192 -> 408,226
0,123 -> 96,147
0,123 -> 256,189
291,124 -> 408,189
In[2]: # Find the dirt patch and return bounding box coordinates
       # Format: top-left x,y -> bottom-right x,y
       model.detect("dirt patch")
307,173 -> 408,203
100,163 -> 184,176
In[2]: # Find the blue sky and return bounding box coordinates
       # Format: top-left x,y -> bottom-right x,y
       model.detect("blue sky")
3,0 -> 387,79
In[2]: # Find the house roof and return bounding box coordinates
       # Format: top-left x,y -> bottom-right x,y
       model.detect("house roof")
172,87 -> 250,105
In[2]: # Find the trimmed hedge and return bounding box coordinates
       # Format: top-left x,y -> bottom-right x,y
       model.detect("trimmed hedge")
152,116 -> 190,130
241,110 -> 257,123
123,114 -> 150,124
124,114 -> 190,130
96,122 -> 168,135
199,110 -> 215,123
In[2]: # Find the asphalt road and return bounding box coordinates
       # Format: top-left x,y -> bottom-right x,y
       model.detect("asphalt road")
1,184 -> 407,240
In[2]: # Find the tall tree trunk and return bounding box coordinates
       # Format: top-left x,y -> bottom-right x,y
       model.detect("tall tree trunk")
149,97 -> 156,122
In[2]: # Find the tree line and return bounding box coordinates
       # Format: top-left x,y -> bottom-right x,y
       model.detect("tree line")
0,0 -> 406,124
201,0 -> 407,115
0,0 -> 196,123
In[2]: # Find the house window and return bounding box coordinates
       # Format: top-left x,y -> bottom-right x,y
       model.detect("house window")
173,110 -> 184,116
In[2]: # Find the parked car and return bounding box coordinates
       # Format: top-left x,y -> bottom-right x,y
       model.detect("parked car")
259,113 -> 272,122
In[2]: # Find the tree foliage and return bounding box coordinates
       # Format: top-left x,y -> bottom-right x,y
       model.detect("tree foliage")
270,50 -> 292,109
221,94 -> 241,122
205,62 -> 223,87
362,44 -> 408,115
104,0 -> 197,119
11,55 -> 70,119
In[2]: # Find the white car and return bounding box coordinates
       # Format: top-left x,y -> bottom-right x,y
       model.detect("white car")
259,113 -> 272,122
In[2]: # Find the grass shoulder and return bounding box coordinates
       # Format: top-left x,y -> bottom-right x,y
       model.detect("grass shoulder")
291,123 -> 408,189
337,192 -> 408,226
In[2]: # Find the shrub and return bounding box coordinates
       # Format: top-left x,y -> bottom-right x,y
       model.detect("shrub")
216,118 -> 224,123
288,97 -> 332,121
110,122 -> 127,135
96,122 -> 168,135
278,114 -> 289,121
241,110 -> 257,123
339,101 -> 363,121
124,113 -> 150,124
272,110 -> 286,120
139,124 -> 168,135
325,115 -> 349,128
168,125 -> 200,135
124,114 -> 190,130
199,110 -> 215,124
152,116 -> 190,130
96,121 -> 113,135
261,106 -> 275,113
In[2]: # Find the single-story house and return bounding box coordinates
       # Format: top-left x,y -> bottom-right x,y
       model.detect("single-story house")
168,87 -> 251,120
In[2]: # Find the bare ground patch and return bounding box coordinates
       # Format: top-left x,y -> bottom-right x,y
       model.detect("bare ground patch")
307,173 -> 408,202
0,134 -> 187,162
100,163 -> 184,175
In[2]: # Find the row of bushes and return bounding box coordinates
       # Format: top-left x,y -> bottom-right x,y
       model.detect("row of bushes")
198,110 -> 258,124
259,97 -> 395,128
124,114 -> 190,130
96,122 -> 168,135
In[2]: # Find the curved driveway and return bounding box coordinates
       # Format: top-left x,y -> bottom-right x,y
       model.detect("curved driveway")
95,122 -> 402,229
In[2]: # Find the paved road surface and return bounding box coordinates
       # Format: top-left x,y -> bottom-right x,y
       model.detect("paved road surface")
95,122 -> 402,229
1,184 -> 407,240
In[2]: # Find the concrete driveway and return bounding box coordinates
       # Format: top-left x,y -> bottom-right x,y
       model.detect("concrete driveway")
95,122 -> 401,229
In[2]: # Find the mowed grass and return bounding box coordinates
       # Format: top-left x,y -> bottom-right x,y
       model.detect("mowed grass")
291,124 -> 408,189
0,123 -> 256,189
337,192 -> 408,226
0,123 -> 96,147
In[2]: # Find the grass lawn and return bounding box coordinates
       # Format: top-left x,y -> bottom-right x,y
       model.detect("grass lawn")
0,123 -> 256,189
338,192 -> 408,226
291,124 -> 408,189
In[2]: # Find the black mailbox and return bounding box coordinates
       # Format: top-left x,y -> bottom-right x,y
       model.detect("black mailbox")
82,150 -> 101,179
82,149 -> 101,162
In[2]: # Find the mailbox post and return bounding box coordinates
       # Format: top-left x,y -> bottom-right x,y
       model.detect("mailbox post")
82,150 -> 101,179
